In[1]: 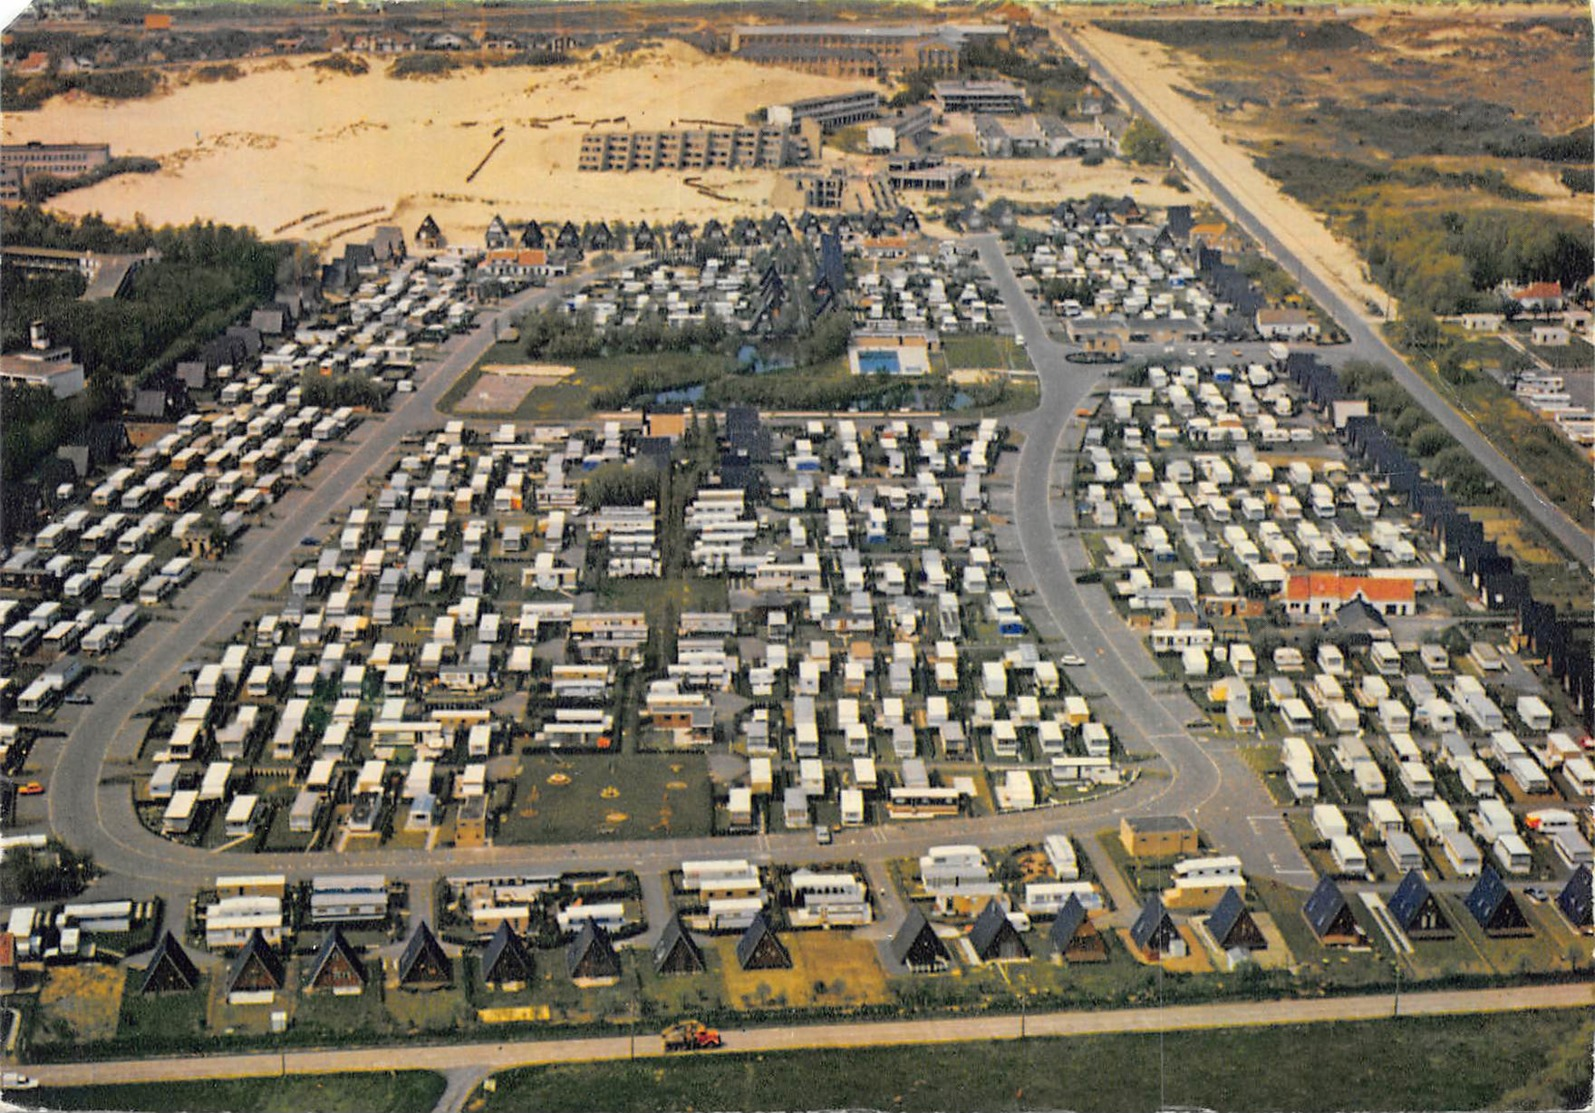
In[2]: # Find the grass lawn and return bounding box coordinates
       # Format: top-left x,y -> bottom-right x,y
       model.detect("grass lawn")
1527,338 -> 1593,371
478,1009 -> 1594,1112
942,334 -> 1031,372
497,752 -> 711,844
39,1072 -> 446,1113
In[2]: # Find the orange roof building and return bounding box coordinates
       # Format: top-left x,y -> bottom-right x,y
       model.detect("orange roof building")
1283,573 -> 1416,620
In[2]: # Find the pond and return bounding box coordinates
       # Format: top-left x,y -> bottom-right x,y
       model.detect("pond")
654,385 -> 706,404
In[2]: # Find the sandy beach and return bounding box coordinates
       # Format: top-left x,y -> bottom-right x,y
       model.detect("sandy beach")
2,42 -> 873,247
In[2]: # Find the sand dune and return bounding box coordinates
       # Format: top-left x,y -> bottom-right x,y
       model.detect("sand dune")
3,42 -> 873,246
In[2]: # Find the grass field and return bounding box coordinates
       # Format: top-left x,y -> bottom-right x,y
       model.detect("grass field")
39,1072 -> 447,1113
36,965 -> 125,1044
713,933 -> 891,1011
940,335 -> 1031,372
478,1008 -> 1594,1112
497,752 -> 712,844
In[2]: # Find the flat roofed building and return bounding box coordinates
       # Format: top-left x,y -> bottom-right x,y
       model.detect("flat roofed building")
730,22 -> 1005,75
767,90 -> 880,132
0,348 -> 85,399
1119,815 -> 1198,858
579,127 -> 803,173
934,79 -> 1028,115
2,141 -> 111,179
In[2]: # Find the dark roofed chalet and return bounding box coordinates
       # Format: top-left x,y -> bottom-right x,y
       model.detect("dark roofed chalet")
1164,204 -> 1194,241
1387,870 -> 1451,940
890,905 -> 951,973
397,921 -> 453,988
556,220 -> 583,250
306,927 -> 366,995
370,226 -> 406,261
1206,887 -> 1265,951
1558,865 -> 1592,933
632,221 -> 656,252
521,219 -> 546,249
735,912 -> 792,971
225,929 -> 286,998
653,913 -> 706,976
567,920 -> 622,985
481,922 -> 535,989
415,214 -> 444,249
1129,895 -> 1182,959
724,405 -> 771,464
139,930 -> 200,994
1464,866 -> 1531,937
250,307 -> 286,336
485,214 -> 512,250
969,899 -> 1028,962
1049,894 -> 1106,962
585,221 -> 614,251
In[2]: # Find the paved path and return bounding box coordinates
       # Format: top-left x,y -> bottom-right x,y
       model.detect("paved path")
1058,25 -> 1593,567
25,982 -> 1592,1090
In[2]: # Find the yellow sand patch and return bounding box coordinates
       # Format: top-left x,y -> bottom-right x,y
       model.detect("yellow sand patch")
665,781 -> 689,791
1466,507 -> 1561,565
480,1004 -> 552,1024
546,774 -> 571,786
951,368 -> 996,385
605,812 -> 630,824
40,965 -> 125,1042
714,933 -> 890,1011
600,786 -> 621,799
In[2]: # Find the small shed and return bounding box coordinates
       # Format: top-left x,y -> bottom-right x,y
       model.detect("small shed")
481,922 -> 536,990
891,906 -> 952,973
1387,870 -> 1452,940
397,921 -> 453,988
735,912 -> 792,971
653,913 -> 706,977
1048,894 -> 1107,962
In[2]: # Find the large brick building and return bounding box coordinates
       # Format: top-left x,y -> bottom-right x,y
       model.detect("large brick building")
730,22 -> 1007,77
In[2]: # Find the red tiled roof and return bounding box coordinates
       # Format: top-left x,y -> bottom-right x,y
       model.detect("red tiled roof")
1285,573 -> 1414,604
1514,282 -> 1562,301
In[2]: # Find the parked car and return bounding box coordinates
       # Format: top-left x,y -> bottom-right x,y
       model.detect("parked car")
1060,654 -> 1086,667
17,782 -> 44,796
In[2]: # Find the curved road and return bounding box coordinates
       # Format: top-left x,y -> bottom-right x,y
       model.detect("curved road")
22,981 -> 1593,1089
1058,25 -> 1593,568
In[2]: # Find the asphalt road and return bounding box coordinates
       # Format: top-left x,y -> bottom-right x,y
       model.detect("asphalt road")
21,981 -> 1592,1090
1057,28 -> 1594,568
972,234 -> 1310,882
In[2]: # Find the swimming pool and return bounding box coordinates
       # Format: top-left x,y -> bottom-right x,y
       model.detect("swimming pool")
855,350 -> 902,374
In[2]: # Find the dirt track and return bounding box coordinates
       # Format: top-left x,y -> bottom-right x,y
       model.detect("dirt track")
1069,23 -> 1390,315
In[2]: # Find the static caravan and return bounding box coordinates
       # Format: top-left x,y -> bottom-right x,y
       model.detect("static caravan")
1330,835 -> 1369,879
1385,830 -> 1424,873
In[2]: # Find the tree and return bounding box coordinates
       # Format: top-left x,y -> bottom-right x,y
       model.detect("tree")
0,838 -> 97,903
1121,118 -> 1171,166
